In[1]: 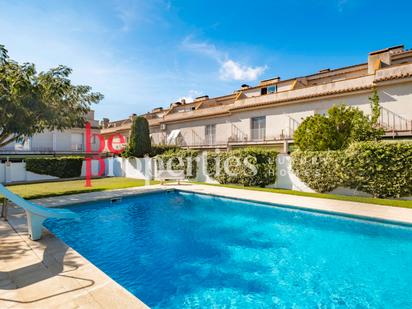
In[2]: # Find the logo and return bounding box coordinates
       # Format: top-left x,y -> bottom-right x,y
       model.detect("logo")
84,122 -> 126,187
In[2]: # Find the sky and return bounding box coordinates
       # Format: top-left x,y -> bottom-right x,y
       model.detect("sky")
0,0 -> 411,120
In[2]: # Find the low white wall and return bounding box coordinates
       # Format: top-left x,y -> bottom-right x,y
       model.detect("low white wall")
80,159 -> 104,177
271,154 -> 314,192
0,158 -> 152,184
0,162 -> 58,183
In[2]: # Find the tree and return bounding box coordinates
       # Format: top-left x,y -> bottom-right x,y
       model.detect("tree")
126,116 -> 151,157
294,102 -> 383,151
0,44 -> 103,147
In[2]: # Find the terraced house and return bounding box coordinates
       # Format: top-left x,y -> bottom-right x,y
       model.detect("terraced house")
101,45 -> 412,152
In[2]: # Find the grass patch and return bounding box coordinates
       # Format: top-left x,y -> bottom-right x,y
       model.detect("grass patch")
191,182 -> 412,209
3,177 -> 158,200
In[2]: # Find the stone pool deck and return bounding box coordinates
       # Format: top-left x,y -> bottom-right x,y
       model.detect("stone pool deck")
1,183 -> 412,308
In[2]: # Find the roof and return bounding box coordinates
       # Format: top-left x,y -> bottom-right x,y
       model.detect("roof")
101,46 -> 412,130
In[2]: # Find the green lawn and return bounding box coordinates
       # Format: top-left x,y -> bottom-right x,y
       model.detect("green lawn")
192,182 -> 412,209
3,177 -> 158,200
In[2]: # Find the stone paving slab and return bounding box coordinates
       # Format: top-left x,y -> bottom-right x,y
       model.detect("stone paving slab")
0,205 -> 148,308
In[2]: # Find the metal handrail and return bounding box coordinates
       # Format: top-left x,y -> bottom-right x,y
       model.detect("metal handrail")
379,106 -> 412,132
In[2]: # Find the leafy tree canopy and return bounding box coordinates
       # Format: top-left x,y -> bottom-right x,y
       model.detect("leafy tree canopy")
294,92 -> 383,151
0,44 -> 103,147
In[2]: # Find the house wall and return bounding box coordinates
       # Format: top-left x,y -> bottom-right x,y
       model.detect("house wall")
158,80 -> 412,147
378,82 -> 412,119
0,128 -> 101,153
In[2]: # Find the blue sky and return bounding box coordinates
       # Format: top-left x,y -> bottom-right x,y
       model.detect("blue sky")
1,0 -> 411,120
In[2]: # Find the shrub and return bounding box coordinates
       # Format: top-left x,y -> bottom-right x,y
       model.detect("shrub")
291,150 -> 345,193
291,141 -> 412,198
207,148 -> 278,187
26,157 -> 84,178
343,141 -> 412,198
294,102 -> 383,151
124,116 -> 151,157
156,149 -> 199,178
149,145 -> 181,157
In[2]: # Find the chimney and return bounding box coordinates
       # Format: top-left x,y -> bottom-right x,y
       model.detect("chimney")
368,45 -> 404,74
129,113 -> 137,121
194,95 -> 209,102
101,118 -> 110,128
180,98 -> 186,104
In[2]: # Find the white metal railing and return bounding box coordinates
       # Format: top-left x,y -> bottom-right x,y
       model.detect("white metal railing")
230,124 -> 248,142
379,106 -> 412,132
71,144 -> 84,151
287,116 -> 301,138
250,128 -> 266,141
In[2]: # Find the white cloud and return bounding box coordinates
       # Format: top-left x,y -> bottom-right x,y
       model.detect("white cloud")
177,90 -> 202,103
219,60 -> 266,81
181,36 -> 266,82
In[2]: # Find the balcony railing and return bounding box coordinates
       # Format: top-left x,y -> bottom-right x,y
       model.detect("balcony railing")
250,128 -> 266,141
379,106 -> 412,133
151,125 -> 297,148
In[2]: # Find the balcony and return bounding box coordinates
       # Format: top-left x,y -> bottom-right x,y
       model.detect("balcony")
250,128 -> 266,141
379,107 -> 412,137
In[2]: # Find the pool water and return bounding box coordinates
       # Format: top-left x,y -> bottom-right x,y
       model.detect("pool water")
45,191 -> 412,308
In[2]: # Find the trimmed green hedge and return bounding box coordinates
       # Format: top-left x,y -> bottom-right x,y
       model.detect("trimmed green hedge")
291,141 -> 412,198
343,142 -> 412,198
26,157 -> 84,178
207,148 -> 278,187
156,149 -> 199,178
291,150 -> 345,193
149,145 -> 181,157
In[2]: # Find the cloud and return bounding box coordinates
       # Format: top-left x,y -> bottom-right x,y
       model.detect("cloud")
177,89 -> 202,103
181,36 -> 266,82
219,60 -> 266,81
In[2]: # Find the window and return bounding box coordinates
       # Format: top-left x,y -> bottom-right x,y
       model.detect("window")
267,85 -> 277,94
71,133 -> 84,151
205,124 -> 216,144
260,87 -> 267,95
251,117 -> 266,140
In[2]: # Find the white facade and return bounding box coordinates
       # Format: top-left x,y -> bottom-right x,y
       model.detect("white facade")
101,45 -> 412,152
0,111 -> 101,153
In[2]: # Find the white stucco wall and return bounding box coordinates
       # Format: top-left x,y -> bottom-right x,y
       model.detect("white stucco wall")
161,80 -> 412,146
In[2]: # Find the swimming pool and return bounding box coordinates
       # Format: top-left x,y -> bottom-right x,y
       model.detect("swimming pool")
45,190 -> 412,308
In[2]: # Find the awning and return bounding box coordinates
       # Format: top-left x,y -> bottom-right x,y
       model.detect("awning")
166,130 -> 181,145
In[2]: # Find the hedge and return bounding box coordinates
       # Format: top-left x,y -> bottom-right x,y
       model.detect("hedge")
155,149 -> 199,178
26,157 -> 84,178
291,141 -> 412,198
343,142 -> 412,198
207,148 -> 278,187
291,150 -> 345,193
149,145 -> 181,157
